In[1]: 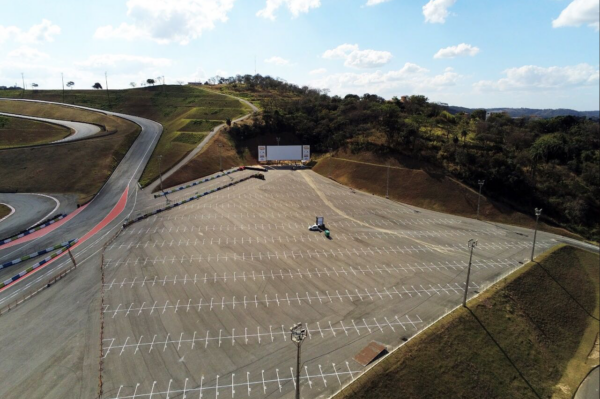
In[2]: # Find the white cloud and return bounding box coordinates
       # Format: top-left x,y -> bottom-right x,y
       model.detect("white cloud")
365,0 -> 391,6
265,56 -> 291,66
309,68 -> 327,75
309,62 -> 461,96
553,0 -> 599,31
76,54 -> 172,73
7,46 -> 49,62
422,0 -> 456,24
323,44 -> 359,60
257,0 -> 321,20
94,0 -> 235,45
0,20 -> 60,44
474,63 -> 599,91
322,44 -> 393,69
434,43 -> 479,59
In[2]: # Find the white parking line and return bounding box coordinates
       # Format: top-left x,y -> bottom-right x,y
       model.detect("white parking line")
106,363 -> 361,399
103,258 -> 518,290
104,242 -> 548,268
104,283 -> 479,317
102,314 -> 422,356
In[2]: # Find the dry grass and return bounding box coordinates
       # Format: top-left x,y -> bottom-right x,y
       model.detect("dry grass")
0,204 -> 11,219
335,245 -> 599,399
161,128 -> 256,189
313,150 -> 581,239
0,116 -> 71,148
0,101 -> 139,204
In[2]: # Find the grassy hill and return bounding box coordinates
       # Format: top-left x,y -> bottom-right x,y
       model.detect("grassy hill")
0,114 -> 72,149
0,85 -> 251,187
335,245 -> 599,399
0,101 -> 139,203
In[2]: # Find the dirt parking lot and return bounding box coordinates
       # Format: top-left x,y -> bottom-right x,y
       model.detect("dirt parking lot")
100,169 -> 555,399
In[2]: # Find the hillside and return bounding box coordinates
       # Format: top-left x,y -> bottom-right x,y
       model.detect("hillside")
448,105 -> 600,119
335,245 -> 599,399
0,85 -> 250,187
0,101 -> 139,203
176,76 -> 599,241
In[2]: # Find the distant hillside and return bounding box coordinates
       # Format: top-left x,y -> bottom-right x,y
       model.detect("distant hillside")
448,105 -> 599,119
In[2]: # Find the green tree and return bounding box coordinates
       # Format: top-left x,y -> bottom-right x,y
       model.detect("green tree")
471,109 -> 486,121
147,78 -> 155,86
92,82 -> 102,90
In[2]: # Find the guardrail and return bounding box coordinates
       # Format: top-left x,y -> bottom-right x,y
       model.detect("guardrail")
0,239 -> 75,270
153,167 -> 244,198
0,214 -> 66,247
125,173 -> 265,228
0,239 -> 77,290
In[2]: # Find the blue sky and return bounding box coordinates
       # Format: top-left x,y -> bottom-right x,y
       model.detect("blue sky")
1,0 -> 598,110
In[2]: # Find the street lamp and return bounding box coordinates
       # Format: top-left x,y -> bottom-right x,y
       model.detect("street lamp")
462,239 -> 478,307
158,155 -> 169,205
386,162 -> 390,199
218,143 -> 223,171
290,323 -> 307,399
531,208 -> 542,261
476,180 -> 485,220
328,148 -> 333,179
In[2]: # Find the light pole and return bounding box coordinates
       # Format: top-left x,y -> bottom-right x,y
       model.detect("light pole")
105,71 -> 111,108
462,239 -> 478,307
386,162 -> 390,199
531,208 -> 542,261
328,148 -> 333,179
21,73 -> 25,98
158,155 -> 169,205
290,323 -> 307,399
476,180 -> 485,220
61,73 -> 65,103
218,143 -> 223,171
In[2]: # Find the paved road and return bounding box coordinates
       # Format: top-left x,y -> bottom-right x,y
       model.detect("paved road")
144,92 -> 258,193
0,193 -> 79,241
576,367 -> 599,399
0,99 -> 162,399
0,111 -> 102,143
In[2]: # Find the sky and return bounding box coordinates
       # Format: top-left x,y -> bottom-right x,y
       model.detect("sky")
1,0 -> 599,110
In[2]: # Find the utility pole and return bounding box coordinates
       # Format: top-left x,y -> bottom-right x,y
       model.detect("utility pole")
476,180 -> 485,220
21,73 -> 25,98
462,239 -> 478,307
218,143 -> 223,171
162,75 -> 165,92
105,71 -> 111,108
386,162 -> 390,199
328,148 -> 333,179
158,155 -> 169,205
531,208 -> 542,261
61,73 -> 65,103
290,323 -> 307,399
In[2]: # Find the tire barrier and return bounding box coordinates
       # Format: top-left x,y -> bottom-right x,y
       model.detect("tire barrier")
0,239 -> 76,270
0,214 -> 66,247
0,239 -> 77,289
125,173 -> 265,228
154,167 -> 245,198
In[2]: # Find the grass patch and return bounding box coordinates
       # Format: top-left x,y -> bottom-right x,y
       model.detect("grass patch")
0,85 -> 249,187
186,107 -> 247,120
0,115 -> 72,148
313,151 -> 581,239
173,132 -> 207,145
0,101 -> 139,204
335,245 -> 599,399
180,119 -> 221,132
0,204 -> 11,219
